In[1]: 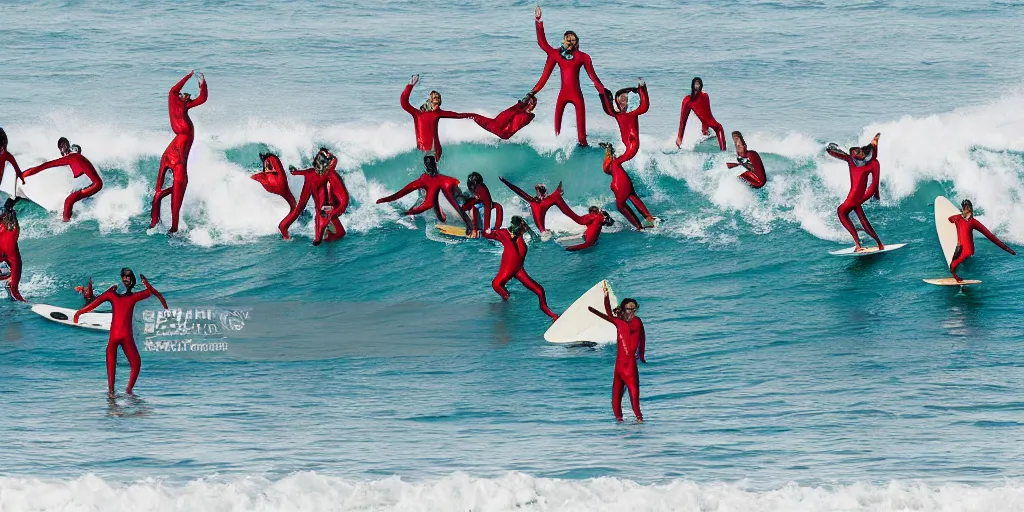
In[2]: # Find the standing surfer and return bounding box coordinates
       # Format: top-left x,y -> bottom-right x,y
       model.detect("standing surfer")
558,205 -> 614,252
150,70 -> 208,233
278,148 -> 350,245
0,198 -> 25,302
826,133 -> 884,252
588,283 -> 646,423
675,77 -> 726,151
601,140 -> 655,230
599,78 -> 649,159
727,131 -> 766,189
482,216 -> 558,320
401,75 -> 472,161
376,155 -> 472,230
21,137 -> 104,221
947,199 -> 1016,282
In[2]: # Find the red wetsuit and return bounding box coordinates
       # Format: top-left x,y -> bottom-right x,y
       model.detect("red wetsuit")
559,207 -> 606,252
470,102 -> 535,140
252,155 -> 297,210
677,91 -> 726,151
604,139 -> 653,230
948,214 -> 1016,280
827,144 -> 882,248
400,84 -> 471,161
460,182 -> 499,234
376,173 -> 471,229
589,294 -> 645,421
151,71 -> 208,233
75,281 -> 168,394
600,84 -> 650,150
727,150 -> 767,189
0,150 -> 23,185
531,19 -> 604,146
278,157 -> 350,245
22,152 -> 104,221
465,200 -> 504,232
482,228 -> 558,320
499,178 -> 569,232
0,220 -> 24,302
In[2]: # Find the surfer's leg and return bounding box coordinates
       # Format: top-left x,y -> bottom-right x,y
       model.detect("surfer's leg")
514,269 -> 558,320
554,95 -> 570,137
837,203 -> 861,248
405,198 -> 436,216
105,341 -> 119,395
491,269 -> 515,300
853,205 -> 883,249
611,372 -> 625,421
62,181 -> 103,222
710,122 -> 726,151
571,98 -> 588,146
949,246 -> 970,281
279,186 -> 312,239
628,193 -> 654,223
625,369 -> 642,421
615,196 -> 644,230
3,252 -> 25,302
122,339 -> 142,394
168,170 -> 188,233
149,165 -> 172,228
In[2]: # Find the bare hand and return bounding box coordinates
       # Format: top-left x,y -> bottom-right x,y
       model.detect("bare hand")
602,281 -> 609,295
638,77 -> 645,87
410,74 -> 420,86
535,6 -> 542,19
675,135 -> 683,148
872,133 -> 880,146
198,73 -> 206,85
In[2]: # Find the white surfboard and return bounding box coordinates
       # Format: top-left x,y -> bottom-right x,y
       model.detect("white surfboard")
934,196 -> 961,267
0,160 -> 75,213
31,304 -> 111,331
544,280 -> 619,344
829,243 -> 907,256
923,278 -> 981,286
555,234 -> 585,248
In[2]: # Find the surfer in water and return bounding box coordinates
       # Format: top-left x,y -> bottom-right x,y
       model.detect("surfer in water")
0,128 -> 23,185
826,133 -> 884,252
559,205 -> 614,252
601,140 -> 655,230
76,277 -> 96,304
376,155 -> 472,230
470,93 -> 538,140
726,131 -> 766,189
252,153 -> 297,210
151,70 -> 208,233
401,74 -> 472,161
675,77 -> 726,151
21,138 -> 104,221
588,283 -> 646,423
76,268 -> 168,396
279,148 -> 349,245
482,215 -> 559,320
0,198 -> 25,302
499,178 -> 570,235
599,78 -> 649,159
530,6 -> 605,147
948,199 -> 1016,282
460,172 -> 500,238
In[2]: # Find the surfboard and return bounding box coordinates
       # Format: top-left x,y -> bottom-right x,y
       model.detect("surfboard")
0,161 -> 75,212
544,280 -> 619,344
934,196 -> 961,267
540,231 -> 553,242
923,278 -> 981,286
829,243 -> 907,256
435,224 -> 468,237
31,304 -> 111,331
555,235 -> 585,248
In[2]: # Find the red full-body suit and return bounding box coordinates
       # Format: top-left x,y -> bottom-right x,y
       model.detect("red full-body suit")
0,216 -> 24,302
500,178 -> 569,233
676,91 -> 726,151
589,294 -> 645,421
482,227 -> 558,320
151,71 -> 208,232
278,157 -> 350,245
22,152 -> 104,221
948,214 -> 1016,280
727,150 -> 767,189
600,84 -> 650,153
0,150 -> 23,185
826,144 -> 883,248
604,139 -> 653,230
376,173 -> 471,229
252,154 -> 297,210
558,207 -> 607,252
470,102 -> 535,140
400,84 -> 471,161
531,18 -> 604,146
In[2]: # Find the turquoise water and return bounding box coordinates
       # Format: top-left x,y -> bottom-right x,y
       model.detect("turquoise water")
3,1 -> 1024,510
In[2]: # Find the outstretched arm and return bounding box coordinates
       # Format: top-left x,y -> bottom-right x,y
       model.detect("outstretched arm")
187,74 -> 208,108
973,219 -> 1017,255
441,185 -> 473,229
289,166 -> 314,177
598,88 -> 615,116
581,53 -> 603,91
531,55 -> 556,94
499,177 -> 536,203
74,287 -> 115,323
170,71 -> 195,96
438,109 -> 474,120
3,154 -> 23,180
588,306 -> 613,323
140,274 -> 169,309
675,97 -> 692,147
400,83 -> 418,116
825,143 -> 850,162
21,155 -> 72,179
376,178 -> 423,204
554,198 -> 584,224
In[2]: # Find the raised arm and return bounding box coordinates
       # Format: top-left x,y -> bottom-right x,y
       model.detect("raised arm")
581,53 -> 603,91
139,274 -> 169,309
675,96 -> 692,147
400,83 -> 418,116
973,219 -> 1017,255
598,88 -> 615,116
603,287 -> 613,316
187,74 -> 208,108
865,161 -> 881,201
635,82 -> 650,116
170,71 -> 195,97
499,177 -> 535,203
74,286 -> 116,323
588,306 -> 613,323
825,143 -> 850,162
21,155 -> 72,179
534,15 -> 554,53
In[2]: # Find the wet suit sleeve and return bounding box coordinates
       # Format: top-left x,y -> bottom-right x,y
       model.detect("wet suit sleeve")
825,144 -> 851,162
603,292 -> 613,317
972,218 -> 1016,254
376,176 -> 424,204
676,96 -> 693,143
326,171 -> 350,218
531,20 -> 557,94
598,88 -> 615,116
290,167 -> 314,177
637,319 -> 646,362
3,153 -> 23,180
865,161 -> 881,201
636,84 -> 650,116
170,71 -> 194,97
499,177 -> 536,204
400,84 -> 418,116
74,287 -> 116,323
188,78 -> 208,109
438,109 -> 473,120
555,198 -> 585,224
581,52 -> 604,91
588,306 -> 613,323
21,155 -> 73,179
140,278 -> 169,309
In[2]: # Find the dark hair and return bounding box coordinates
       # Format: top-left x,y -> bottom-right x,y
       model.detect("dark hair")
732,131 -> 746,150
57,137 -> 70,149
0,127 -> 7,148
620,298 -> 639,311
690,77 -> 703,99
601,211 -> 614,226
535,183 -> 547,195
509,215 -> 529,237
120,267 -> 137,291
70,144 -> 82,153
563,30 -> 578,40
523,92 -> 537,105
467,172 -> 483,190
962,199 -> 973,210
423,155 -> 438,176
588,205 -> 600,214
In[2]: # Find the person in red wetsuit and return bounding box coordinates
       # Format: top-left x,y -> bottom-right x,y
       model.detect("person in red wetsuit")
947,199 -> 1016,282
559,205 -> 614,252
0,199 -> 25,302
588,283 -> 646,422
498,178 -> 571,234
482,216 -> 558,320
530,6 -> 604,146
675,77 -> 726,151
75,268 -> 168,396
252,153 -> 297,210
150,70 -> 208,233
278,148 -> 350,245
0,128 -> 23,186
460,172 -> 500,238
75,277 -> 96,305
599,79 -> 649,153
376,155 -> 471,229
470,93 -> 537,140
601,140 -> 655,230
726,131 -> 766,189
401,75 -> 472,161
826,133 -> 884,252
21,138 -> 104,221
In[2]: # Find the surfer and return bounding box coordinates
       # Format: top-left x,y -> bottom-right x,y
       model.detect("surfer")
559,205 -> 614,252
601,140 -> 655,230
401,74 -> 472,161
726,131 -> 766,189
482,216 -> 558,320
599,79 -> 649,155
588,283 -> 646,422
252,153 -> 297,210
460,172 -> 499,238
376,155 -> 472,230
948,199 -> 1017,282
675,77 -> 726,151
470,94 -> 537,140
0,198 -> 25,302
75,277 -> 96,304
278,148 -> 350,245
0,128 -> 23,185
150,70 -> 208,233
530,6 -> 605,147
75,268 -> 168,396
826,133 -> 884,252
21,138 -> 104,221
499,178 -> 570,234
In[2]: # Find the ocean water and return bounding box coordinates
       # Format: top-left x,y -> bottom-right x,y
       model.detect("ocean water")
3,1 -> 1024,510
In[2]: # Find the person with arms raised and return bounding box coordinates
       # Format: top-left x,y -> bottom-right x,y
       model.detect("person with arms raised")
21,137 -> 104,221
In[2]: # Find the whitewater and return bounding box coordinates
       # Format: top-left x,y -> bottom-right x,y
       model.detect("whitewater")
3,1 -> 1024,511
